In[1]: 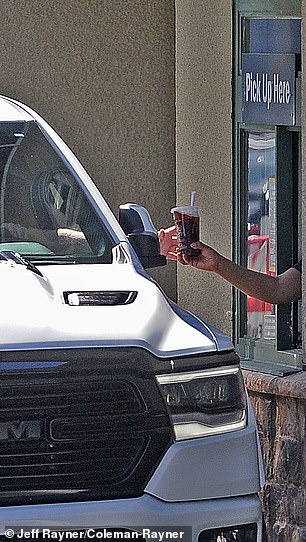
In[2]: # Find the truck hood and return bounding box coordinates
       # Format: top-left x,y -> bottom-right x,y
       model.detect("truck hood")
0,261 -> 233,356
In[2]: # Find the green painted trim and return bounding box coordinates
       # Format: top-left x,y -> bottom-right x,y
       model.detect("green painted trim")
234,0 -> 300,16
240,359 -> 301,376
233,0 -> 301,366
237,337 -> 303,372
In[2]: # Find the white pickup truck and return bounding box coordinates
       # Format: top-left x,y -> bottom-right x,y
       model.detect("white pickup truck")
0,96 -> 264,542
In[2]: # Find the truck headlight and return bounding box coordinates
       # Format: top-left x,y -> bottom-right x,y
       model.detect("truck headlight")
156,366 -> 247,441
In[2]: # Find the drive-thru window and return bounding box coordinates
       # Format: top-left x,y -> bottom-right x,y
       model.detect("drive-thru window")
233,0 -> 302,374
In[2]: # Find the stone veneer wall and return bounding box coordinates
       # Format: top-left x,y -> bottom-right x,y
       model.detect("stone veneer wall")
243,370 -> 306,542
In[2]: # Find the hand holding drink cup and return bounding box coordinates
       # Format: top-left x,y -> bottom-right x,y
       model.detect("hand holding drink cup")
159,217 -> 220,271
158,193 -> 230,272
158,191 -> 202,262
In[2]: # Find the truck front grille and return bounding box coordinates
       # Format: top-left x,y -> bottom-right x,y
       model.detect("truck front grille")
0,350 -> 173,506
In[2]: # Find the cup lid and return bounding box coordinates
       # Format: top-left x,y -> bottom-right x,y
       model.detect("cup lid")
171,205 -> 200,216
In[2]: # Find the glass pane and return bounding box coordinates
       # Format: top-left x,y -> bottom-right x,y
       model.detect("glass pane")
247,131 -> 276,339
243,18 -> 301,54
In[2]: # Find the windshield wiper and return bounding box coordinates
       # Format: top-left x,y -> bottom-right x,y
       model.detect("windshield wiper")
0,251 -> 44,277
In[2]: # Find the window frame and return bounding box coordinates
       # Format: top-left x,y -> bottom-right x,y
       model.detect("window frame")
233,0 -> 302,375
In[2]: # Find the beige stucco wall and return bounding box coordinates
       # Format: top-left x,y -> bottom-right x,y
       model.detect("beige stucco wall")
175,1 -> 233,335
0,0 -> 176,298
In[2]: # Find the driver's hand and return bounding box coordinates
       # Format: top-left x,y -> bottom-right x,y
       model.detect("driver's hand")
158,226 -> 179,261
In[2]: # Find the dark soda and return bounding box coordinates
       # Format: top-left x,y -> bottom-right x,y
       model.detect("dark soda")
172,207 -> 200,257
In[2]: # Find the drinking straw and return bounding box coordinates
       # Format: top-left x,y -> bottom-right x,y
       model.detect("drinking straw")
190,191 -> 196,206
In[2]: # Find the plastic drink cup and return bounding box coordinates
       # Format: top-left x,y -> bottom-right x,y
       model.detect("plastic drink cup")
171,205 -> 200,257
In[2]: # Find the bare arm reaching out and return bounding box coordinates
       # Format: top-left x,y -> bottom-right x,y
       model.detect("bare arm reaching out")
186,241 -> 301,304
158,227 -> 302,305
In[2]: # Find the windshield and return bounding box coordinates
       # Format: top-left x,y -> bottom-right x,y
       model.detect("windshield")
0,121 -> 114,263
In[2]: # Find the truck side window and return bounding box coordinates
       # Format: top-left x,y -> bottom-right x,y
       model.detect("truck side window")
0,122 -> 114,262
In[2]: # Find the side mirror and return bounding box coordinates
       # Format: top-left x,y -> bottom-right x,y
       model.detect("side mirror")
118,203 -> 166,269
